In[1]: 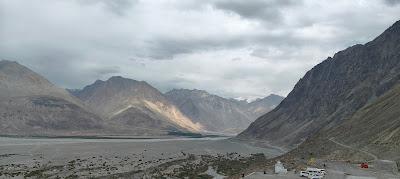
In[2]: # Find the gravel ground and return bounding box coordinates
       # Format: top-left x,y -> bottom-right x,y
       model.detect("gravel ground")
244,161 -> 400,179
0,136 -> 282,178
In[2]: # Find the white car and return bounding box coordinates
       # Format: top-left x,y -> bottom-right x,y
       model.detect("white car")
308,173 -> 324,179
309,176 -> 323,179
319,169 -> 326,175
300,171 -> 309,177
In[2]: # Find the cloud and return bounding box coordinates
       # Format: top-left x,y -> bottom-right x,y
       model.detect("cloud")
78,0 -> 137,16
384,0 -> 400,5
1,0 -> 400,99
213,0 -> 300,24
93,66 -> 120,75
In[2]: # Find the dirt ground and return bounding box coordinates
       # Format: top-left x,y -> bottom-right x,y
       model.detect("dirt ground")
0,136 -> 282,178
244,161 -> 400,179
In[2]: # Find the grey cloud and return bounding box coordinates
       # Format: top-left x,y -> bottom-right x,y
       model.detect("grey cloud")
213,0 -> 300,23
138,37 -> 248,60
78,0 -> 137,16
136,30 -> 313,60
384,0 -> 400,5
93,66 -> 121,75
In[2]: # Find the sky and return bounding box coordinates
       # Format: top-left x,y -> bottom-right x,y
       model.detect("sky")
1,0 -> 400,100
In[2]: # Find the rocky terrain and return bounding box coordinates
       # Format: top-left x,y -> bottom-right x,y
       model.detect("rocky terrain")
325,84 -> 400,160
0,60 -> 104,136
0,136 -> 280,179
71,76 -> 203,135
165,89 -> 283,134
239,20 -> 400,154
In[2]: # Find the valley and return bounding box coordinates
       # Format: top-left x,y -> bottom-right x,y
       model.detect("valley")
1,1 -> 400,178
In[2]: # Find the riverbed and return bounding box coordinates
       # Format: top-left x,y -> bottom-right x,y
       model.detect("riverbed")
0,136 -> 283,178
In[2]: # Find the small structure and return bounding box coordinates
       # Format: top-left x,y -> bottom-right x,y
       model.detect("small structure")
274,161 -> 288,174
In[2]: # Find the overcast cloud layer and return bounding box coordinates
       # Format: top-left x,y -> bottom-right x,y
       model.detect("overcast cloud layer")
1,0 -> 400,100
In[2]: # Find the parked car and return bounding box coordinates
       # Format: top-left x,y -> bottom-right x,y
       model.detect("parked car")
309,176 -> 323,179
300,171 -> 308,177
361,163 -> 369,168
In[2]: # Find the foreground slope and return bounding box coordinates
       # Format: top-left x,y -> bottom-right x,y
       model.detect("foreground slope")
285,84 -> 400,163
239,20 -> 400,149
327,84 -> 400,159
0,60 -> 104,136
165,89 -> 283,134
72,76 -> 203,135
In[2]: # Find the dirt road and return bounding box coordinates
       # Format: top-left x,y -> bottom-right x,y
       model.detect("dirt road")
329,138 -> 378,161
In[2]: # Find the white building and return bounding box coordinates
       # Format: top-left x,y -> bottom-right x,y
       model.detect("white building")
274,161 -> 288,174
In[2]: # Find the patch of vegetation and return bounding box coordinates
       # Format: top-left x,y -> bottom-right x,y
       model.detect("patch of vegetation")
157,153 -> 269,178
167,131 -> 203,137
65,174 -> 79,179
196,174 -> 213,179
174,156 -> 209,178
23,164 -> 64,178
167,131 -> 223,138
0,154 -> 18,158
93,153 -> 272,178
209,153 -> 268,176
24,168 -> 46,178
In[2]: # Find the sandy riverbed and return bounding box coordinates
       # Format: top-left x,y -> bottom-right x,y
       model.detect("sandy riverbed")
0,136 -> 283,178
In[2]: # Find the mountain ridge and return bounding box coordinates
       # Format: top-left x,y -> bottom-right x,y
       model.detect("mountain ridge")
165,88 -> 283,134
71,76 -> 204,135
0,60 -> 105,136
238,20 -> 400,150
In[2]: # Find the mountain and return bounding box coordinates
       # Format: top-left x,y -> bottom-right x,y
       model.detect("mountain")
0,60 -> 104,136
238,20 -> 400,150
285,84 -> 400,162
165,89 -> 283,134
72,76 -> 203,135
247,94 -> 284,117
327,84 -> 400,159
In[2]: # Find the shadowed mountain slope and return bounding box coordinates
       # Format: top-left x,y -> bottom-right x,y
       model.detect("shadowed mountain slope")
0,60 -> 104,136
238,20 -> 400,150
327,84 -> 400,159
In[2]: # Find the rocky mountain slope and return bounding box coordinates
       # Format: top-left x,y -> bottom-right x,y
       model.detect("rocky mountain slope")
0,60 -> 104,136
282,84 -> 400,163
72,76 -> 203,135
165,89 -> 283,134
247,94 -> 283,117
238,20 -> 400,150
327,84 -> 400,159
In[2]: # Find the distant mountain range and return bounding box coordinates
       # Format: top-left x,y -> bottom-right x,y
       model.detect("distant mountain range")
0,61 -> 283,136
165,89 -> 282,134
238,20 -> 400,159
